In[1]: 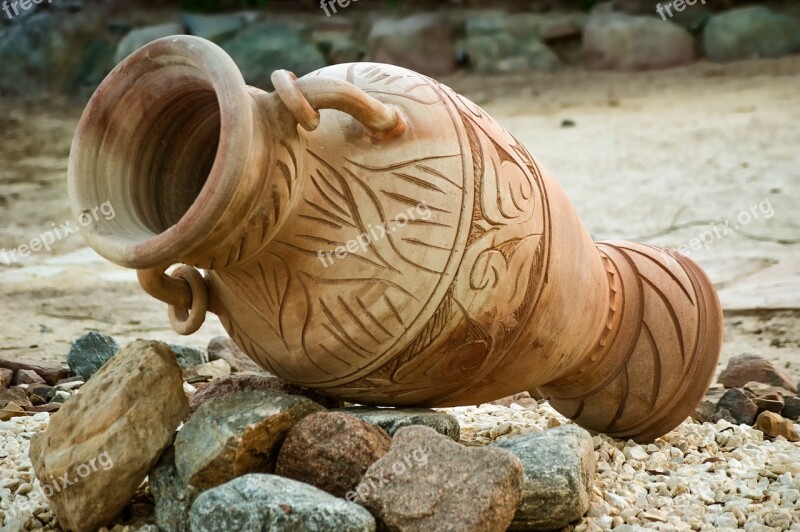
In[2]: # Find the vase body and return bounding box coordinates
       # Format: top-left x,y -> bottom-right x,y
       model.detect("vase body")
69,36 -> 722,441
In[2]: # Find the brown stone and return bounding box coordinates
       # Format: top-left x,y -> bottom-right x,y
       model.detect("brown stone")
0,358 -> 69,385
719,354 -> 797,394
754,411 -> 800,442
29,341 -> 188,532
181,359 -> 231,382
13,369 -> 46,386
359,426 -> 523,531
275,411 -> 391,497
0,386 -> 32,408
24,403 -> 62,414
489,391 -> 534,407
0,367 -> 13,388
753,393 -> 785,414
207,336 -> 265,374
0,401 -> 27,421
189,374 -> 343,414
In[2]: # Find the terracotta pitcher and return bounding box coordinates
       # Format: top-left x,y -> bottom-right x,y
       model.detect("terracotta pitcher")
68,36 -> 722,441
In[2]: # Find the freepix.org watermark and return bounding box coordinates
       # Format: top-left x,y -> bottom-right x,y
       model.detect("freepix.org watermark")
319,0 -> 361,17
2,0 -> 53,20
345,448 -> 428,503
0,201 -> 115,266
656,0 -> 707,21
664,199 -> 775,256
317,202 -> 431,268
40,451 -> 114,498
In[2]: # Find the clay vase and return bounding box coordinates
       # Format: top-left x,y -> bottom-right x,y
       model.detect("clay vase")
68,36 -> 722,442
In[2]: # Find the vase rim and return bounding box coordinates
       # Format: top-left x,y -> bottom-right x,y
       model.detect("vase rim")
68,35 -> 254,269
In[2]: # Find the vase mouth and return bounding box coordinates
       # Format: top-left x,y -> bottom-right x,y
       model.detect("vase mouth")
68,35 -> 253,269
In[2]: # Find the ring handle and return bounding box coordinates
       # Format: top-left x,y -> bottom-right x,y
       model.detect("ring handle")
137,265 -> 208,335
271,70 -> 406,140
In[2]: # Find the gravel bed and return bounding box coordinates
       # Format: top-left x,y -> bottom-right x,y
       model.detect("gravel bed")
2,402 -> 800,530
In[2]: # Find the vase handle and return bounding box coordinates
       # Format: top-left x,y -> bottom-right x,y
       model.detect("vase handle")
271,70 -> 406,141
137,266 -> 208,335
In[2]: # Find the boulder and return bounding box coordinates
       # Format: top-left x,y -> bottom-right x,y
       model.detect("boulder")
115,23 -> 184,64
29,341 -> 188,532
466,11 -> 587,41
754,411 -> 800,442
718,354 -> 797,394
189,373 -> 343,414
189,474 -> 375,532
207,336 -> 265,373
703,7 -> 800,62
583,12 -> 695,71
491,426 -> 594,530
0,358 -> 69,385
66,331 -> 120,381
220,24 -> 326,90
182,12 -> 245,42
276,412 -> 391,497
333,406 -> 460,440
359,426 -> 523,532
463,34 -> 561,74
716,388 -> 759,426
367,14 -> 457,77
174,390 -> 324,490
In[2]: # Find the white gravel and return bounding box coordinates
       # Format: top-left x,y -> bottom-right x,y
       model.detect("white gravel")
0,413 -> 56,531
446,401 -> 800,531
3,402 -> 800,530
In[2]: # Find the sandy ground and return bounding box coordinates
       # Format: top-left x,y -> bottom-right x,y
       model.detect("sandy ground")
0,57 -> 798,386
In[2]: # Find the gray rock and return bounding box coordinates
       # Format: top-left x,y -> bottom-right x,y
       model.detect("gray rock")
115,23 -> 184,64
333,406 -> 460,441
782,396 -> 800,421
491,425 -> 595,530
220,23 -> 326,90
583,12 -> 696,71
466,11 -> 587,41
150,447 -> 199,532
463,34 -> 561,74
65,37 -> 116,97
182,12 -> 245,42
367,14 -> 457,77
189,474 -> 375,532
67,332 -> 120,381
49,390 -> 71,404
175,390 -> 325,490
0,12 -> 67,97
716,388 -> 759,426
359,426 -> 523,532
168,344 -> 208,369
704,7 -> 800,62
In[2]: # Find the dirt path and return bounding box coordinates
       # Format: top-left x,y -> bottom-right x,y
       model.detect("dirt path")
1,57 -> 798,385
